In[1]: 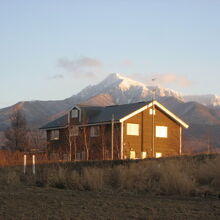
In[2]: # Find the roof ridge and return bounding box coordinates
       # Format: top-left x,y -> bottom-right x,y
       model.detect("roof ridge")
105,101 -> 150,108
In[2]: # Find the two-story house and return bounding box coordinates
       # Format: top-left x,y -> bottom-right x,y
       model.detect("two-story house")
40,100 -> 189,160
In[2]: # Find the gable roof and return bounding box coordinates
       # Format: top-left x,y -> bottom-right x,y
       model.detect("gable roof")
119,100 -> 189,128
40,100 -> 189,130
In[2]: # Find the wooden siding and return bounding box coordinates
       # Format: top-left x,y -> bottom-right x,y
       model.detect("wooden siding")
123,106 -> 180,158
47,124 -> 121,161
47,128 -> 69,159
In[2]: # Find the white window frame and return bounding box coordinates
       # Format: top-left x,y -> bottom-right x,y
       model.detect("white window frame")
126,123 -> 139,136
156,126 -> 168,138
50,130 -> 59,140
71,109 -> 78,118
69,126 -> 79,137
90,126 -> 100,137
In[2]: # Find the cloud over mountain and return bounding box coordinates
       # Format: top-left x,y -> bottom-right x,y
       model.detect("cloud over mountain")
130,73 -> 192,88
157,73 -> 192,88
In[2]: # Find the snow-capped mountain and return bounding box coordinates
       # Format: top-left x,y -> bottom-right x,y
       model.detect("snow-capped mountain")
1,72 -> 220,132
75,73 -> 183,104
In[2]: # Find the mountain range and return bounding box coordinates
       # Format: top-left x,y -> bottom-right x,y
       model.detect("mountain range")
1,73 -> 220,153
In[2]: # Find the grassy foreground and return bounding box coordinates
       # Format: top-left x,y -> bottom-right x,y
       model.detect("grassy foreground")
0,154 -> 220,219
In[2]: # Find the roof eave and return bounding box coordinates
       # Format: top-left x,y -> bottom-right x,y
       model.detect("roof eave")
40,125 -> 68,130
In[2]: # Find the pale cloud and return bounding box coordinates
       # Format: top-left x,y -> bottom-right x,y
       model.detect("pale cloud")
130,73 -> 192,88
156,73 -> 192,88
57,56 -> 104,79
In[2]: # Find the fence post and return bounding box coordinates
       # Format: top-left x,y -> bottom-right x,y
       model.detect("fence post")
32,155 -> 36,175
24,154 -> 27,174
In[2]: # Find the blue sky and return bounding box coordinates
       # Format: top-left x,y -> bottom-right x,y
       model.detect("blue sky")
0,0 -> 220,108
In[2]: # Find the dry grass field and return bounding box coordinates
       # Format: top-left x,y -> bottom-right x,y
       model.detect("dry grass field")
0,154 -> 220,219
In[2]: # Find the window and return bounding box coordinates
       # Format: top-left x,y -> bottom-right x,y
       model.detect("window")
81,151 -> 86,160
156,126 -> 168,138
156,152 -> 162,158
71,109 -> 78,118
149,108 -> 156,115
50,130 -> 59,140
69,126 -> 79,136
130,150 -> 136,159
127,123 -> 139,136
141,152 -> 147,159
90,126 -> 100,137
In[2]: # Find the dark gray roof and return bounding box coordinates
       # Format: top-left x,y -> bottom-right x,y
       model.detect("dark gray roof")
40,114 -> 68,129
88,101 -> 150,124
40,101 -> 151,130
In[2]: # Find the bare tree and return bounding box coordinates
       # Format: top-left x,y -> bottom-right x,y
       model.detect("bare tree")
100,125 -> 105,160
83,126 -> 89,160
28,130 -> 47,150
4,109 -> 29,151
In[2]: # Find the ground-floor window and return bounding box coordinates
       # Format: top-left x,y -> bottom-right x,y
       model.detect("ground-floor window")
130,150 -> 136,159
156,152 -> 162,158
76,151 -> 86,160
141,151 -> 147,159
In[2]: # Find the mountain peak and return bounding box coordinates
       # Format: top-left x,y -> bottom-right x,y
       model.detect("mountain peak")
102,73 -> 147,91
75,73 -> 184,105
102,72 -> 127,84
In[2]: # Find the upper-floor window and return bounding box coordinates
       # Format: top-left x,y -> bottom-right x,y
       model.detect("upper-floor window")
71,109 -> 78,118
90,126 -> 100,137
50,130 -> 59,140
127,123 -> 139,136
156,126 -> 168,138
69,126 -> 79,136
149,108 -> 156,115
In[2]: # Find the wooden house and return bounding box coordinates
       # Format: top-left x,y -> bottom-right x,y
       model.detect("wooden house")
40,100 -> 189,160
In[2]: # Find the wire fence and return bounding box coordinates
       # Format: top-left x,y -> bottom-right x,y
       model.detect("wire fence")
0,150 -> 65,167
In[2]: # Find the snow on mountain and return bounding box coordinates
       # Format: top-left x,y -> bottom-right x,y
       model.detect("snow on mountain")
184,94 -> 220,107
76,73 -> 220,108
75,73 -> 184,104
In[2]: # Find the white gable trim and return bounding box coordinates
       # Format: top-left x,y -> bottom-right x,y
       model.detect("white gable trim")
119,105 -> 148,122
119,101 -> 189,128
151,101 -> 189,128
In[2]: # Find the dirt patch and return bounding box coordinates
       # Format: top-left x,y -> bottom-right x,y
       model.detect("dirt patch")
0,186 -> 220,220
